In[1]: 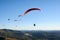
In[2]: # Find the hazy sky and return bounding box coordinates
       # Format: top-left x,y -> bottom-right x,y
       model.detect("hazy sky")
0,0 -> 60,30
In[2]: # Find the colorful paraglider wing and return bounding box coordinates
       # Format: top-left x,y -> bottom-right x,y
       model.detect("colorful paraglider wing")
24,8 -> 41,15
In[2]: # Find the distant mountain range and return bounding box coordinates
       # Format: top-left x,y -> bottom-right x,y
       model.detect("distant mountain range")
0,29 -> 60,40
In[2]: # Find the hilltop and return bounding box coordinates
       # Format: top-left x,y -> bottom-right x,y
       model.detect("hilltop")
0,29 -> 60,40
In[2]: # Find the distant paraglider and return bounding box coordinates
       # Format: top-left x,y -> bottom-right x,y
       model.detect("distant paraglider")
18,15 -> 22,17
14,19 -> 21,21
8,19 -> 11,23
7,8 -> 41,27
14,15 -> 23,22
7,15 -> 23,23
24,8 -> 41,15
34,24 -> 36,27
8,19 -> 10,21
23,8 -> 41,27
14,20 -> 18,21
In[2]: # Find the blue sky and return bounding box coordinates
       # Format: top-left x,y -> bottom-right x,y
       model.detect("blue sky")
0,0 -> 60,30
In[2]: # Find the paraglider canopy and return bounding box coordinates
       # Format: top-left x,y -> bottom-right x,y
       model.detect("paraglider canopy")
24,8 -> 41,15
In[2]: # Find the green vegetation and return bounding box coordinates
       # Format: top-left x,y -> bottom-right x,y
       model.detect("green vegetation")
0,29 -> 60,40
